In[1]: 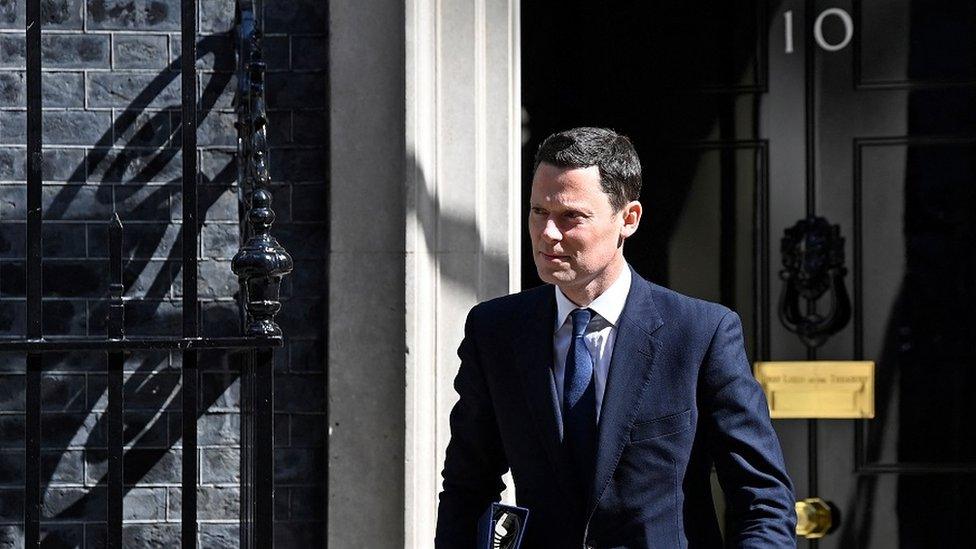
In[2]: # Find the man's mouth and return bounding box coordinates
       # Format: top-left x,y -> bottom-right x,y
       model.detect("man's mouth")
538,251 -> 568,262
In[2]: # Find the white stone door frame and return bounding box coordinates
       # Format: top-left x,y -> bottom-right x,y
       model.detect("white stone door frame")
405,0 -> 521,547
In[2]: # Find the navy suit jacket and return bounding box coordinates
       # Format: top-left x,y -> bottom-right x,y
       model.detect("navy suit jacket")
435,269 -> 796,548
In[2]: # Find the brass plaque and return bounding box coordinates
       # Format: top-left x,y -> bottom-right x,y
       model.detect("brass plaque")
754,361 -> 875,419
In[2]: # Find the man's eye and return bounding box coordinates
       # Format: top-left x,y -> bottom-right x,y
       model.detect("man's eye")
565,212 -> 583,219
530,208 -> 546,215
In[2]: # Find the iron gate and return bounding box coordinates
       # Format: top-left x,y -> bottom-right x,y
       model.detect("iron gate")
4,0 -> 290,546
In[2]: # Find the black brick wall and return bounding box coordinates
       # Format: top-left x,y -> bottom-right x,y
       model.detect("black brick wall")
0,0 -> 327,546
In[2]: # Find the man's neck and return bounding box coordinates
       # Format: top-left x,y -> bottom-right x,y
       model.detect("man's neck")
560,257 -> 627,306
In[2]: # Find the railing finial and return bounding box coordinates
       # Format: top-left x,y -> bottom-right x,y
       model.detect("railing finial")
233,0 -> 293,338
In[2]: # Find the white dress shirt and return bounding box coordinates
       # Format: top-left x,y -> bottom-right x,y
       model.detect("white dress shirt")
552,266 -> 631,423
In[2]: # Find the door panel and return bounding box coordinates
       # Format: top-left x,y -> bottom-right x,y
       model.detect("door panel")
663,145 -> 764,359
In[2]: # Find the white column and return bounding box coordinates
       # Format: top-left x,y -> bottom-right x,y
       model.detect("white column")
405,0 -> 521,547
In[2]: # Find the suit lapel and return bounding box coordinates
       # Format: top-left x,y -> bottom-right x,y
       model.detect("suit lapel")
588,272 -> 664,514
513,288 -> 580,501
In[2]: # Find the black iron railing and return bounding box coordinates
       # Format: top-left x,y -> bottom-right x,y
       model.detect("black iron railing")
7,0 -> 289,546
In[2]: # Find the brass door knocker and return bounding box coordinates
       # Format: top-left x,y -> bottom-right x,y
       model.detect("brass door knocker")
778,216 -> 851,348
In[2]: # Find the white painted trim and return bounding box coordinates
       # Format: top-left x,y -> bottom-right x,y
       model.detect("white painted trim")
508,0 -> 522,294
475,0 -> 488,297
404,0 -> 521,547
404,0 -> 439,546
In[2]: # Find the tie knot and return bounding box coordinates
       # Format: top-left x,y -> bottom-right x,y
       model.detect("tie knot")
570,308 -> 592,337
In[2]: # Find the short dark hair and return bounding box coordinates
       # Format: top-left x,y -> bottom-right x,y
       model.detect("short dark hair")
533,127 -> 642,211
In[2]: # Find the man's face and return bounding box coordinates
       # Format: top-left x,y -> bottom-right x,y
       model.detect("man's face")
528,163 -> 640,298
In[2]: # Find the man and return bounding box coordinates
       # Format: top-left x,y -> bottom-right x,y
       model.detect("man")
435,127 -> 796,548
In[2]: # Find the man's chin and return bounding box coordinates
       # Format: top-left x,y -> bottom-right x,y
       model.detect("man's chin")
535,267 -> 574,286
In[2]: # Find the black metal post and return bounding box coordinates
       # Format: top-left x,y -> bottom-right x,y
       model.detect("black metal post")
107,214 -> 125,549
253,348 -> 275,547
24,0 -> 43,545
181,0 -> 200,546
182,351 -> 199,547
240,350 -> 253,549
233,4 -> 292,545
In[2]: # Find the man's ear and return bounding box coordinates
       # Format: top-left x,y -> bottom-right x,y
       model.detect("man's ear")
619,200 -> 642,239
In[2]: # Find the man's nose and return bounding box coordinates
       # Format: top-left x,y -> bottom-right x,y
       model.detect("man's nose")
541,218 -> 561,242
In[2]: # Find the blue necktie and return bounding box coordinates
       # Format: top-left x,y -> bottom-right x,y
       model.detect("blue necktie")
564,308 -> 597,494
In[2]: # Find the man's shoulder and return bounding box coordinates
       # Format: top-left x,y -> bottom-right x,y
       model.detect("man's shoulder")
461,285 -> 552,343
468,284 -> 552,323
630,279 -> 742,364
635,274 -> 734,337
644,279 -> 731,320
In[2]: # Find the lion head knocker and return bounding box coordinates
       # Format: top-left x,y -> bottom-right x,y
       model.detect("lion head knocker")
778,216 -> 851,348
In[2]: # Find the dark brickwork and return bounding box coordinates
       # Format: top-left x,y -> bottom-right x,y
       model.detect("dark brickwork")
0,0 -> 327,546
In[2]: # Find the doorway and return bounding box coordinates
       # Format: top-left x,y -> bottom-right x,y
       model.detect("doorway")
521,1 -> 976,546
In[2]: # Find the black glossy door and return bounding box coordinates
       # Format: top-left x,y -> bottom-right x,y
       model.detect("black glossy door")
522,1 -> 976,546
800,1 -> 976,547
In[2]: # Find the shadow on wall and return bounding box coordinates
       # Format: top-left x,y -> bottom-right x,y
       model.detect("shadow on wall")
406,154 -> 509,300
0,33 -> 244,544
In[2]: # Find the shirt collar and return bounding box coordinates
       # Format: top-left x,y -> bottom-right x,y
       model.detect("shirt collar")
553,265 -> 632,332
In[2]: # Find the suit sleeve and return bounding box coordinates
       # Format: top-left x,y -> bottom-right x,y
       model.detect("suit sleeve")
435,308 -> 509,548
700,310 -> 797,548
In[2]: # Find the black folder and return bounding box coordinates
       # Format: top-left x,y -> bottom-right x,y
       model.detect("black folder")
477,503 -> 529,549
